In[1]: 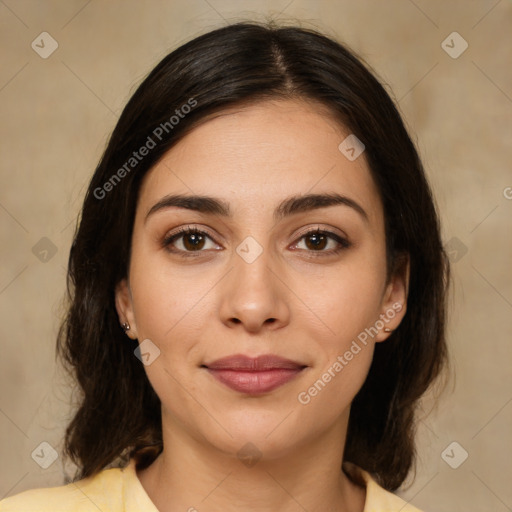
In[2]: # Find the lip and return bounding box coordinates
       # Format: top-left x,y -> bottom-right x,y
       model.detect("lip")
203,354 -> 307,394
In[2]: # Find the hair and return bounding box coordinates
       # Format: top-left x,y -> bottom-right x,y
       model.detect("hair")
57,21 -> 450,492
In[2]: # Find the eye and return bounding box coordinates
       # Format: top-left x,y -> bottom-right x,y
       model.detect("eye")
291,228 -> 351,256
162,226 -> 221,256
162,225 -> 351,258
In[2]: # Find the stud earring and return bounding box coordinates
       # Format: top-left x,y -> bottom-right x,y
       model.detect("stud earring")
122,322 -> 130,332
383,327 -> 393,333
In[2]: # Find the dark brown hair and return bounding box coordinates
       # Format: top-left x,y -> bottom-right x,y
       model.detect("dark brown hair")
57,21 -> 450,492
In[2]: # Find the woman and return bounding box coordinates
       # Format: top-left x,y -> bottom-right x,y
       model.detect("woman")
0,21 -> 449,512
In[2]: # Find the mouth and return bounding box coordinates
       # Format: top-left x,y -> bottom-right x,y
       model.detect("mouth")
202,354 -> 307,394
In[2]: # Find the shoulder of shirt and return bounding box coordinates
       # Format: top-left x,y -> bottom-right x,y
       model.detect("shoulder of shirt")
344,462 -> 425,512
0,464 -> 129,512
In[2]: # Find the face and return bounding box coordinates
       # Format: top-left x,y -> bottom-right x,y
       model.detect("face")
116,99 -> 409,461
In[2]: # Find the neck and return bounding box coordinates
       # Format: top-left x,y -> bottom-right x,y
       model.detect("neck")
136,414 -> 366,512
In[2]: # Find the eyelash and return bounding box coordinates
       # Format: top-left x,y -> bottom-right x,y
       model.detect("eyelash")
162,225 -> 351,258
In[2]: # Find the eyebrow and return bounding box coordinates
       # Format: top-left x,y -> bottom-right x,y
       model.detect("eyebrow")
145,192 -> 369,224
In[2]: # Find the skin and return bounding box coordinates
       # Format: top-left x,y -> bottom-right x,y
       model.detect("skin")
116,98 -> 409,512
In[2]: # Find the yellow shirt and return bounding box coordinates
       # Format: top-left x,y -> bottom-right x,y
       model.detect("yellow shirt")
0,458 -> 423,512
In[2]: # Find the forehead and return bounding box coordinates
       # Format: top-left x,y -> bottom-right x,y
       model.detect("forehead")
138,99 -> 383,228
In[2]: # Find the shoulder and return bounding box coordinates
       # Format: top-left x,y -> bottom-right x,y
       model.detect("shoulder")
0,465 -> 127,512
344,462 -> 424,512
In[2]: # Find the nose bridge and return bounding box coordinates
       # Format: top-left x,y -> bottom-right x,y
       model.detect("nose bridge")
219,235 -> 289,331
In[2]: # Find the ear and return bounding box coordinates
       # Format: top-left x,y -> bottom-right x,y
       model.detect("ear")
115,279 -> 139,339
374,253 -> 410,342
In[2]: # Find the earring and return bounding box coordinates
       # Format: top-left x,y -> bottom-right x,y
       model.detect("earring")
384,327 -> 393,333
122,322 -> 130,332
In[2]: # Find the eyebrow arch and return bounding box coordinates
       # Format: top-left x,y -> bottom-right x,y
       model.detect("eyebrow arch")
145,192 -> 369,224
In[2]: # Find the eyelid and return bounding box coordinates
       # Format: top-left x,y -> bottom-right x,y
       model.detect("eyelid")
292,224 -> 348,242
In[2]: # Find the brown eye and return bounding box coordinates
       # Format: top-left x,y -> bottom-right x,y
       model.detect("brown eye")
304,232 -> 329,251
293,228 -> 351,255
163,227 -> 220,255
181,231 -> 206,251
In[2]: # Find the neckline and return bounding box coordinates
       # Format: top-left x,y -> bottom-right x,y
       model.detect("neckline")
124,457 -> 381,512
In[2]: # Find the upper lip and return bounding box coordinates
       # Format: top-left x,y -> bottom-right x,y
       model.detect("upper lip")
204,354 -> 306,371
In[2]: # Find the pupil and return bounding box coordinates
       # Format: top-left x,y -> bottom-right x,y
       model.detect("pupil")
307,233 -> 326,250
185,233 -> 204,250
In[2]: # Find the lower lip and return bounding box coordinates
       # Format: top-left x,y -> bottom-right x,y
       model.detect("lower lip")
207,368 -> 303,394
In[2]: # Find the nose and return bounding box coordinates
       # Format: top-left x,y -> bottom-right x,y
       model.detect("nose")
218,246 -> 290,333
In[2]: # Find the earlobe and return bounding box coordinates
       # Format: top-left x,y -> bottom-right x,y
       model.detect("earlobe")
115,279 -> 138,339
375,253 -> 410,342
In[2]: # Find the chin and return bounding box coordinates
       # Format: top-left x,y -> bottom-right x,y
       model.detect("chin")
198,410 -> 304,460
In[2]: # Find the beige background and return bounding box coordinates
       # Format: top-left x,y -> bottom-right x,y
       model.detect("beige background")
1,1 -> 511,511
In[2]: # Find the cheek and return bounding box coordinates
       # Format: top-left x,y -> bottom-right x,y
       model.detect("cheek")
128,257 -> 209,425
129,250 -> 212,342
293,256 -> 386,343
294,271 -> 380,415
128,251 -> 216,391
290,251 -> 386,408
